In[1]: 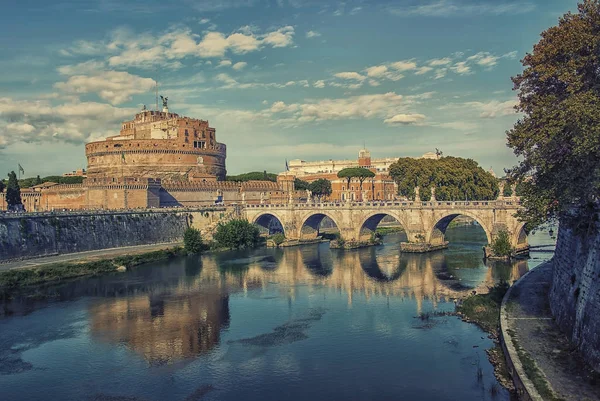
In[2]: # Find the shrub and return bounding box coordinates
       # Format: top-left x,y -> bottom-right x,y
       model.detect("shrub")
183,227 -> 203,254
270,232 -> 285,246
491,230 -> 513,258
213,219 -> 261,249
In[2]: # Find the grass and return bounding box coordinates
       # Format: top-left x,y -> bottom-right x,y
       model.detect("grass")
506,329 -> 566,401
0,247 -> 185,290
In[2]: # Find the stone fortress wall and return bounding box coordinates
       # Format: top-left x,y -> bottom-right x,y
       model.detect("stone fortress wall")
0,208 -> 228,262
549,220 -> 600,371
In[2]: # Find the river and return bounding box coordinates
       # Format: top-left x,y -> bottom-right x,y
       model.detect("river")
0,225 -> 556,401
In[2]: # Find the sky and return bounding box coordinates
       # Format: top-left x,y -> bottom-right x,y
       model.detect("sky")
0,0 -> 581,177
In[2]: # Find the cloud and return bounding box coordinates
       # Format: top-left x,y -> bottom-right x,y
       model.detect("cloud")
383,113 -> 426,125
365,65 -> 388,78
334,71 -> 366,81
464,100 -> 518,118
390,60 -> 417,72
217,59 -> 233,68
429,57 -> 452,66
467,52 -> 499,67
450,61 -> 471,75
232,61 -> 247,70
388,1 -> 536,17
0,97 -> 136,148
313,80 -> 326,88
415,66 -> 433,75
57,60 -> 106,75
70,25 -> 295,70
306,30 -> 321,38
434,68 -> 448,79
435,121 -> 479,130
198,18 -> 210,24
54,71 -> 156,105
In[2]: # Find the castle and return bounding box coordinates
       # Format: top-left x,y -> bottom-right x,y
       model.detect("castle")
0,103 -> 294,211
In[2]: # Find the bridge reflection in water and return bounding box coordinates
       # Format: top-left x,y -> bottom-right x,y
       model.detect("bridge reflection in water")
0,230 -> 528,368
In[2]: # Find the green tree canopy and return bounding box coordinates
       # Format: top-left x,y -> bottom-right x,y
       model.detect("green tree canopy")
0,179 -> 4,193
502,182 -> 513,197
388,157 -> 499,201
214,219 -> 262,249
183,227 -> 203,254
506,0 -> 600,229
337,168 -> 375,187
226,172 -> 278,182
309,178 -> 332,200
34,175 -> 42,186
6,171 -> 23,209
17,175 -> 84,188
294,178 -> 310,191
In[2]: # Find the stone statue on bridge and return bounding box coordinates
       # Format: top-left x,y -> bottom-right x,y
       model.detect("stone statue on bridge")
431,186 -> 436,202
414,186 -> 421,202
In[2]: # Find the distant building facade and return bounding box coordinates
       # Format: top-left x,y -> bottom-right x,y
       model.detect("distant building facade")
285,149 -> 439,202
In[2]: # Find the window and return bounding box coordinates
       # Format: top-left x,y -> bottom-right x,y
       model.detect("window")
185,129 -> 189,136
202,130 -> 205,138
194,130 -> 198,138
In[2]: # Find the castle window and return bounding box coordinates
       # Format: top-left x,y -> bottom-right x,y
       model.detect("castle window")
184,138 -> 189,143
185,129 -> 189,136
202,130 -> 205,138
194,130 -> 198,138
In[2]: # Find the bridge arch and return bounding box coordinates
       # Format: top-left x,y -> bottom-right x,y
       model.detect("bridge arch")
513,223 -> 529,249
357,211 -> 410,243
299,212 -> 342,241
427,212 -> 492,247
252,212 -> 285,236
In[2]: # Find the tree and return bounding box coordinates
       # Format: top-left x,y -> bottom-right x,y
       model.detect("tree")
34,175 -> 42,186
0,179 -> 4,193
506,0 -> 600,230
388,157 -> 499,201
491,230 -> 513,258
337,167 -> 375,201
309,179 -> 332,201
6,171 -> 23,210
502,182 -> 513,197
183,227 -> 203,254
226,172 -> 278,182
214,219 -> 262,249
294,178 -> 310,191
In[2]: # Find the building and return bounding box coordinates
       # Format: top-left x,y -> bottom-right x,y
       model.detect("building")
284,149 -> 439,202
63,169 -> 86,177
0,102 -> 296,212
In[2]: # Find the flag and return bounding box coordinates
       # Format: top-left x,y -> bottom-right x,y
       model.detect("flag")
18,164 -> 24,175
285,159 -> 289,171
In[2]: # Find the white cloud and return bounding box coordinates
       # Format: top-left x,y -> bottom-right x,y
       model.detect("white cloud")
388,1 -> 536,17
54,71 -> 156,105
502,50 -> 518,59
390,60 -> 417,71
436,121 -> 479,130
365,65 -> 388,78
434,68 -> 447,79
450,61 -> 471,75
429,57 -> 452,66
72,25 -> 295,70
57,60 -> 106,76
415,66 -> 433,75
384,113 -> 426,125
0,97 -> 136,148
306,30 -> 321,38
217,59 -> 233,68
465,100 -> 518,118
334,71 -> 366,81
467,52 -> 498,67
313,80 -> 326,88
232,61 -> 247,70
198,18 -> 210,24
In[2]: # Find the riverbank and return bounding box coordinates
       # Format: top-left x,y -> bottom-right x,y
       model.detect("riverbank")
455,282 -> 515,391
501,262 -> 600,401
0,246 -> 185,291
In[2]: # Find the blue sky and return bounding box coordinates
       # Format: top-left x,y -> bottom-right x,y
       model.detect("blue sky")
0,0 -> 580,177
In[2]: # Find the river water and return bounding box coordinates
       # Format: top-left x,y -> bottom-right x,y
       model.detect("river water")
0,225 -> 555,401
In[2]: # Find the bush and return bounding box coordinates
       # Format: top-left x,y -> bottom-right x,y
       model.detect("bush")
214,219 -> 261,249
270,232 -> 286,245
491,230 -> 513,257
183,227 -> 203,254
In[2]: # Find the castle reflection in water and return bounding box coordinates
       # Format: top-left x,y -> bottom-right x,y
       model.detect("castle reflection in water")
80,235 -> 528,367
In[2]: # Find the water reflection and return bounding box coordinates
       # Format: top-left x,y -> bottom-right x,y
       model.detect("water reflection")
0,226 -> 556,401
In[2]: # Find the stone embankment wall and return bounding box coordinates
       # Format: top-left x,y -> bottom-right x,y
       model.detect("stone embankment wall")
550,221 -> 600,371
0,208 -> 228,262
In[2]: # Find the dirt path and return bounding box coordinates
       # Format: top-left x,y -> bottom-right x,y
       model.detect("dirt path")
0,242 -> 182,272
505,263 -> 600,400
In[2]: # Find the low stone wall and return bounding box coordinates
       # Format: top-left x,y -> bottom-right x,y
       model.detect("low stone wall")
0,208 -> 227,263
549,221 -> 600,371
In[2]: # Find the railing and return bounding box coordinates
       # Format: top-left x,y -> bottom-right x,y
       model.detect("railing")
0,206 -> 228,219
243,200 -> 522,210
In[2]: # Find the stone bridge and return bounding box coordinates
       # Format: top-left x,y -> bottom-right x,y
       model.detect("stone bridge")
243,199 -> 529,254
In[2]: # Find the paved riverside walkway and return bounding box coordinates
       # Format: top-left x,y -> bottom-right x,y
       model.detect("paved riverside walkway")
0,242 -> 182,272
503,262 -> 600,401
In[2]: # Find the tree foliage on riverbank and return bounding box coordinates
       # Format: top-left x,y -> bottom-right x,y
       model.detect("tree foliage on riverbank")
388,157 -> 499,201
506,0 -> 600,230
213,219 -> 262,249
226,171 -> 277,182
183,227 -> 203,254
